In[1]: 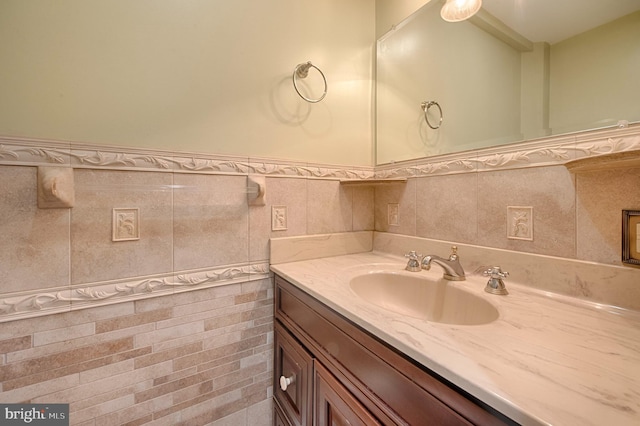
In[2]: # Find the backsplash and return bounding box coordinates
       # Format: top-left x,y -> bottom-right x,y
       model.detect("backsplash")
374,124 -> 640,266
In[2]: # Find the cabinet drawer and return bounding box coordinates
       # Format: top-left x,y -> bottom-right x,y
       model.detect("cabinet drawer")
274,322 -> 313,426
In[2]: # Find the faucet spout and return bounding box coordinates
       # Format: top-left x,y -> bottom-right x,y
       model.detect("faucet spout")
421,246 -> 465,281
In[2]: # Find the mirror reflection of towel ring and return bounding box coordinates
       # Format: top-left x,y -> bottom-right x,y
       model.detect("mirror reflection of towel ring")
421,101 -> 443,129
293,61 -> 327,103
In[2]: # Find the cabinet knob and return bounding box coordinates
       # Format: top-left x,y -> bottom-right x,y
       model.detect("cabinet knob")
279,375 -> 295,391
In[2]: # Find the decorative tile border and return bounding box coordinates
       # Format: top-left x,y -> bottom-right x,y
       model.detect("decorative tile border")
0,136 -> 374,180
375,125 -> 640,178
2,125 -> 638,181
0,262 -> 270,323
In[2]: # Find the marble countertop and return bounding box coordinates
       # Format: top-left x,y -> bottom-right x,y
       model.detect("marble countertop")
271,251 -> 640,426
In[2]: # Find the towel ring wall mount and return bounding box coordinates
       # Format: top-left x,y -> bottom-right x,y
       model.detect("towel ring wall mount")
293,61 -> 327,103
421,100 -> 443,129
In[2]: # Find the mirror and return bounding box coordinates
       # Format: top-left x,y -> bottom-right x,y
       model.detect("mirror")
376,0 -> 640,165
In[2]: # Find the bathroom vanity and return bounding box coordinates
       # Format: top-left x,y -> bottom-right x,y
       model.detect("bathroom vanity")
270,249 -> 640,426
273,274 -> 513,425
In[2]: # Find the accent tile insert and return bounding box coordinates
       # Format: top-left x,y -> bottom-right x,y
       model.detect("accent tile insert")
112,208 -> 140,241
507,206 -> 533,241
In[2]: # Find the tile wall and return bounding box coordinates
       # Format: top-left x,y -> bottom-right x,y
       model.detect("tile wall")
0,280 -> 273,425
1,127 -> 639,423
0,142 -> 374,425
374,125 -> 640,269
374,164 -> 640,266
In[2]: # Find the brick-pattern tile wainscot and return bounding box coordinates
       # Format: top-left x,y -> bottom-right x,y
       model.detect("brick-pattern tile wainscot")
0,279 -> 274,426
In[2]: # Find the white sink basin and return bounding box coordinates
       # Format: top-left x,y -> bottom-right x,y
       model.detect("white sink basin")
349,272 -> 499,326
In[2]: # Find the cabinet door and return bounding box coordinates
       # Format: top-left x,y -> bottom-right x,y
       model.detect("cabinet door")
314,362 -> 381,426
275,400 -> 292,426
275,322 -> 313,426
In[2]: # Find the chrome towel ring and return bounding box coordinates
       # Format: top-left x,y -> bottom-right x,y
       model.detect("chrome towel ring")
293,61 -> 327,103
421,101 -> 443,129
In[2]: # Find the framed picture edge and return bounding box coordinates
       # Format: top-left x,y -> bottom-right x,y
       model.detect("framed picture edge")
622,209 -> 640,266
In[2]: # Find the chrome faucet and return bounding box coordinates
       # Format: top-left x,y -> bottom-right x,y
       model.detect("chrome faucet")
421,246 -> 465,281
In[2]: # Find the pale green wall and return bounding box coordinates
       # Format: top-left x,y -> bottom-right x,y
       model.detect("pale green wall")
375,0 -> 431,38
549,11 -> 640,133
376,0 -> 521,164
374,2 -> 640,163
0,0 -> 375,166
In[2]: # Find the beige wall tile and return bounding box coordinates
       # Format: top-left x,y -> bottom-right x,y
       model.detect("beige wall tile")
72,385 -> 134,411
477,166 -> 576,257
249,177 -> 308,262
96,308 -> 173,334
307,179 -> 353,234
214,409 -> 247,426
0,166 -> 70,293
134,342 -> 203,370
352,186 -> 375,231
71,394 -> 134,424
0,283 -> 272,421
71,169 -> 173,284
135,283 -> 240,314
33,322 -> 95,346
373,167 -> 580,260
0,303 -> 135,341
7,323 -> 154,364
576,167 -> 640,264
246,397 -> 273,426
39,361 -> 173,408
416,174 -> 478,244
173,174 -> 248,270
0,335 -> 32,353
78,359 -> 135,384
0,373 -> 80,404
134,321 -> 205,349
374,180 -> 416,235
91,399 -> 155,426
0,337 -> 134,383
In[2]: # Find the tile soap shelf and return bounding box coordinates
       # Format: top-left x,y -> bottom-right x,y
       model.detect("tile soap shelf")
565,149 -> 640,173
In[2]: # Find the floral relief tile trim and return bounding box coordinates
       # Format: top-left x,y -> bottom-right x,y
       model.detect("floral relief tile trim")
0,136 -> 374,179
1,127 -> 639,180
0,140 -> 71,165
574,132 -> 640,157
375,126 -> 640,178
0,262 -> 270,323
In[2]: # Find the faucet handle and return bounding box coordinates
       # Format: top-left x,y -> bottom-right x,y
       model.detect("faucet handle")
482,266 -> 509,295
449,245 -> 459,261
405,250 -> 422,260
404,251 -> 422,272
482,266 -> 509,279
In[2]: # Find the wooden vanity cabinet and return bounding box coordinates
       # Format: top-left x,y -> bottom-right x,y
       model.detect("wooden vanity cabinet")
274,275 -> 516,426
